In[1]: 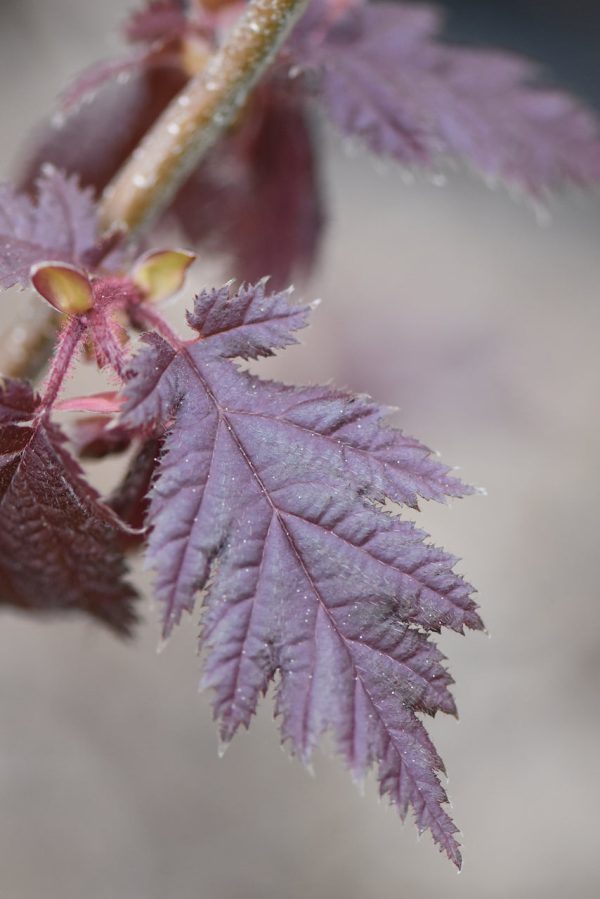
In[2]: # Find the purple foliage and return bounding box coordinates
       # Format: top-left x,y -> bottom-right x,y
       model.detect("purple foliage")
9,0 -> 582,867
293,0 -> 600,192
121,281 -> 482,864
20,0 -> 600,300
0,168 -> 98,290
186,280 -> 311,357
0,379 -> 137,634
0,378 -> 38,423
69,415 -> 134,459
109,437 -> 162,538
59,50 -> 161,113
24,76 -> 323,291
22,65 -> 187,198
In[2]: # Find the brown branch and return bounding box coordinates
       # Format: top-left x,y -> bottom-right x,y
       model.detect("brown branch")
0,0 -> 308,379
99,0 -> 309,236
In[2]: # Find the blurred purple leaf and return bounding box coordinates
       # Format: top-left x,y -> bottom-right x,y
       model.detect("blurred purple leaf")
295,0 -> 600,192
22,63 -> 186,198
59,48 -> 167,113
0,168 -> 98,290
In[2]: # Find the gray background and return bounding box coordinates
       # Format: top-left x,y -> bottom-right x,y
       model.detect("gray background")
1,2 -> 600,898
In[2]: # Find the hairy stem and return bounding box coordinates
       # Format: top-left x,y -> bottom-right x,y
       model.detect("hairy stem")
0,0 -> 308,380
40,316 -> 85,409
99,0 -> 309,236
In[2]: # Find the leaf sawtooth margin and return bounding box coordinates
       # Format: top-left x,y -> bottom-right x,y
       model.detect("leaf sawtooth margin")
292,0 -> 600,194
0,167 -> 98,290
0,378 -> 138,634
121,280 -> 482,866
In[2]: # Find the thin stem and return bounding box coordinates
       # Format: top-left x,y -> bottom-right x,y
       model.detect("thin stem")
99,323 -> 131,382
0,0 -> 308,381
132,303 -> 183,350
99,0 -> 309,237
40,317 -> 85,410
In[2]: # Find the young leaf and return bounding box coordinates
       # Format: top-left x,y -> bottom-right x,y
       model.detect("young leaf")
292,0 -> 600,192
31,262 -> 94,315
132,248 -> 196,302
0,379 -> 137,634
122,281 -> 481,865
0,168 -> 98,290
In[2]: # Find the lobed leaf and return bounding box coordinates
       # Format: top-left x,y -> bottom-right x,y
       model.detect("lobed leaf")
186,279 -> 310,359
121,281 -> 481,864
0,168 -> 98,291
293,0 -> 600,193
0,380 -> 137,634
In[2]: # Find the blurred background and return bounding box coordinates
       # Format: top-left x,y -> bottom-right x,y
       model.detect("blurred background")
1,1 -> 600,897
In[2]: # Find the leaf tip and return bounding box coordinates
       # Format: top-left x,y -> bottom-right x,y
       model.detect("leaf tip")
217,740 -> 230,759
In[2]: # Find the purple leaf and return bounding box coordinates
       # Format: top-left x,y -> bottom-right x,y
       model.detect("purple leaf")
0,380 -> 138,634
0,168 -> 98,290
295,0 -> 600,192
185,279 -> 310,359
0,379 -> 38,424
21,63 -> 187,200
122,281 -> 481,864
23,59 -> 323,290
69,415 -> 133,460
59,49 -> 160,113
125,0 -> 189,45
109,436 -> 162,540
